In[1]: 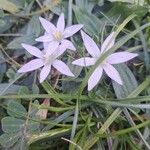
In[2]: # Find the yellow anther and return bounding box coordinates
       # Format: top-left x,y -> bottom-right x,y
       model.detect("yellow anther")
54,31 -> 62,41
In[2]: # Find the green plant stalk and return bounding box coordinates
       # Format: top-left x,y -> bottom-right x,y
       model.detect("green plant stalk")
32,103 -> 75,112
0,77 -> 150,103
28,123 -> 96,145
41,81 -> 68,106
133,19 -> 150,73
68,0 -> 79,141
127,139 -> 141,150
70,99 -> 79,140
28,128 -> 71,145
128,76 -> 150,97
0,93 -> 88,100
123,108 -> 150,149
1,94 -> 150,107
68,0 -> 73,26
127,45 -> 142,52
96,119 -> 150,139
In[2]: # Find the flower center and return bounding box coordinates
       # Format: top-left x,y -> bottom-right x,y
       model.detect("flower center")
53,31 -> 62,41
43,53 -> 54,65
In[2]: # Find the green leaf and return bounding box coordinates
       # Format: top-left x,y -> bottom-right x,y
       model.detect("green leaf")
1,117 -> 25,133
0,84 -> 21,95
62,59 -> 82,94
43,110 -> 74,131
0,0 -> 20,13
13,139 -> 28,150
0,133 -> 20,148
0,19 -> 5,27
6,67 -> 21,82
73,5 -> 103,36
106,3 -> 148,21
62,80 -> 81,94
26,15 -> 41,37
108,0 -> 146,6
0,74 -> 24,96
27,120 -> 40,133
7,16 -> 41,49
7,101 -> 27,118
10,0 -> 25,7
41,81 -> 68,106
18,86 -> 30,95
0,51 -> 6,82
0,16 -> 16,33
44,0 -> 68,16
7,35 -> 36,49
32,85 -> 39,94
75,0 -> 95,13
108,0 -> 133,2
6,68 -> 17,81
28,128 -> 71,145
112,64 -> 138,99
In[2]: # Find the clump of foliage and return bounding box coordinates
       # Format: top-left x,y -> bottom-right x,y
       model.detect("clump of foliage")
0,0 -> 150,150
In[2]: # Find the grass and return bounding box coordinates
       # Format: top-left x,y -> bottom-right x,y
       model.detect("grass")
0,0 -> 150,150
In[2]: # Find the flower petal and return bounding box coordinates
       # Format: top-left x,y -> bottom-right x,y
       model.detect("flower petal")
52,43 -> 68,59
42,32 -> 51,50
43,42 -> 49,50
21,43 -> 43,58
72,57 -> 96,66
39,17 -> 56,33
101,32 -> 115,53
63,24 -> 83,38
57,13 -> 65,33
61,39 -> 76,51
81,31 -> 100,57
103,63 -> 122,85
52,60 -> 74,77
46,41 -> 59,55
39,65 -> 51,83
107,52 -> 138,64
35,35 -> 53,42
88,66 -> 103,91
18,59 -> 44,73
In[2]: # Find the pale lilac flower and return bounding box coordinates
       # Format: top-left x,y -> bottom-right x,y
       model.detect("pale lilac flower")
36,13 -> 83,51
72,31 -> 138,91
18,43 -> 74,83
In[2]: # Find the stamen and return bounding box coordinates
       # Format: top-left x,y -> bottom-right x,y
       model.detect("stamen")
43,54 -> 52,64
53,31 -> 62,41
43,52 -> 55,65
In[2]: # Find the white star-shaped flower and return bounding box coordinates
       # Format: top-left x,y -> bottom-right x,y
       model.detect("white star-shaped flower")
72,31 -> 138,91
18,43 -> 74,83
36,13 -> 83,52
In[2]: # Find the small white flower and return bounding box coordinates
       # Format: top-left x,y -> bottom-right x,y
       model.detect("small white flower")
18,43 -> 74,83
72,31 -> 138,91
36,13 -> 83,52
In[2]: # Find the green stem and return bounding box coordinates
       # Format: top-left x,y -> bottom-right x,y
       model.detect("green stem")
97,119 -> 150,139
67,0 -> 73,26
